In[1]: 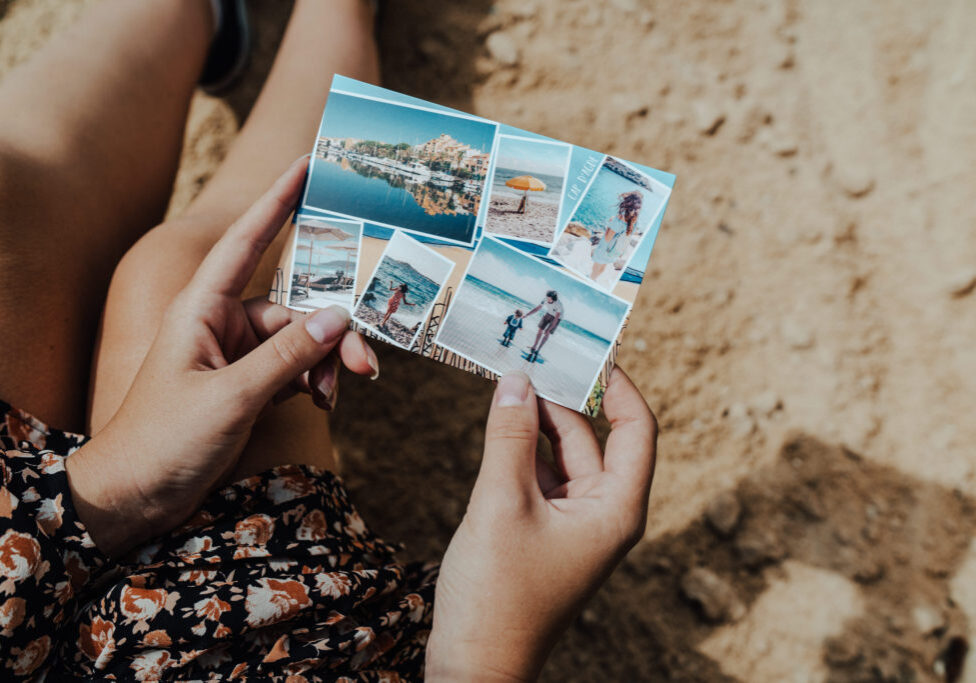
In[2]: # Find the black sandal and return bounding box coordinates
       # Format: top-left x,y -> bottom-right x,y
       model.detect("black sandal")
199,0 -> 251,96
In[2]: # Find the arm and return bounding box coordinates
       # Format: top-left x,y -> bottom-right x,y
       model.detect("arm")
524,303 -> 541,317
63,158 -> 378,557
427,369 -> 657,680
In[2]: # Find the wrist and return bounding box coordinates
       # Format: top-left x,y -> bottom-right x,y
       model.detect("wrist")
426,625 -> 549,683
65,432 -> 159,557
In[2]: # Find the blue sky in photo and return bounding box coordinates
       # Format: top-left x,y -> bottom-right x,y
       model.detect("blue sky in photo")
319,92 -> 496,153
495,136 -> 570,176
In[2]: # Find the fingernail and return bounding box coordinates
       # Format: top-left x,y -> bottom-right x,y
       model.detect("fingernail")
496,372 -> 531,407
305,306 -> 349,344
315,357 -> 340,411
361,336 -> 380,380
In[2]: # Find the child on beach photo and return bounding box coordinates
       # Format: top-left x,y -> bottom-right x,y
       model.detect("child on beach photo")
353,230 -> 454,350
382,280 -> 417,327
553,156 -> 670,290
436,237 -> 630,410
501,309 -> 524,347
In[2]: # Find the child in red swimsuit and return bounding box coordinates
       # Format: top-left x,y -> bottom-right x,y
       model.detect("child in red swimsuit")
381,280 -> 416,327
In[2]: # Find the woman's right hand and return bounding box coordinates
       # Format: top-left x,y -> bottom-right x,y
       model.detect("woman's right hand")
64,158 -> 377,558
426,368 -> 657,681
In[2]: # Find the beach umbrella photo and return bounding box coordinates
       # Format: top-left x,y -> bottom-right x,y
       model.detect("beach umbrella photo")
295,223 -> 357,296
299,223 -> 354,276
505,174 -> 546,213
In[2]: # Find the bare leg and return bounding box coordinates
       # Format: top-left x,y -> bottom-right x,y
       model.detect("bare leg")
0,0 -> 212,431
90,0 -> 380,478
532,328 -> 545,351
591,263 -> 607,279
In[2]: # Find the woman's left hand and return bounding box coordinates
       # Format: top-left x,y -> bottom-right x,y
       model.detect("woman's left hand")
65,157 -> 377,557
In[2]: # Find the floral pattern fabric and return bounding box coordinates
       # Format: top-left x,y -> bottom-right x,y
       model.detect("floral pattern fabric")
0,399 -> 437,681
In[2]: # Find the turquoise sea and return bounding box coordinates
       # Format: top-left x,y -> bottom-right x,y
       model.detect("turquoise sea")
571,165 -> 666,235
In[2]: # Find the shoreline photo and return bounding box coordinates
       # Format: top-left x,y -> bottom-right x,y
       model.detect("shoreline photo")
552,156 -> 670,290
353,230 -> 455,350
436,236 -> 630,410
483,135 -> 571,245
286,215 -> 363,312
303,91 -> 498,246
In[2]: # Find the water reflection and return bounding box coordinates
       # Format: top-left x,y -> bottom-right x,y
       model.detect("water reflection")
327,152 -> 481,218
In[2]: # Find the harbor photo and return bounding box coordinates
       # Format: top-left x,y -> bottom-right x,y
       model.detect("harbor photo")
286,214 -> 363,312
303,91 -> 498,245
551,156 -> 670,290
353,230 -> 455,349
484,135 -> 571,245
435,236 -> 630,410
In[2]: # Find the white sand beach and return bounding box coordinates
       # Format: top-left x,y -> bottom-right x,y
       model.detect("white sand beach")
485,192 -> 560,243
289,288 -> 354,312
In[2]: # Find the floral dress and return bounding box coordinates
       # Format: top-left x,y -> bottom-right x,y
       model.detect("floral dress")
0,399 -> 437,681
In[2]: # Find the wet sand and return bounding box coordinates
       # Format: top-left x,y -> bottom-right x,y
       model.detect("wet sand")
484,193 -> 560,243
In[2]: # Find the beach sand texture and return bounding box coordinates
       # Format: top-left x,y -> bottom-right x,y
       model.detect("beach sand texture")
485,192 -> 560,243
9,1 -> 975,680
436,278 -> 610,410
353,303 -> 418,349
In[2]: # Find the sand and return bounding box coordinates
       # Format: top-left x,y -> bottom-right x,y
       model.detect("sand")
289,287 -> 354,313
6,1 -> 976,681
352,302 -> 418,349
484,192 -> 560,243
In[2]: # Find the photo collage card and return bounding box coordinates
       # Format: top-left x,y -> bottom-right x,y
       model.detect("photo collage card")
269,76 -> 675,415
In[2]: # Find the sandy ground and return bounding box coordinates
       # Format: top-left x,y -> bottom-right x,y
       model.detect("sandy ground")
4,0 -> 976,681
485,192 -> 560,242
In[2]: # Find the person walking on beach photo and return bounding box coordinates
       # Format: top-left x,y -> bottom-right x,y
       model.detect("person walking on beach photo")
501,309 -> 524,346
591,190 -> 643,280
524,290 -> 563,362
381,280 -> 416,327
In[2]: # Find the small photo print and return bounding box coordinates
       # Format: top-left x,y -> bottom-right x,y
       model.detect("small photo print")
484,135 -> 571,245
304,91 -> 498,246
436,236 -> 630,411
287,215 -> 363,312
353,230 -> 455,350
552,156 -> 671,290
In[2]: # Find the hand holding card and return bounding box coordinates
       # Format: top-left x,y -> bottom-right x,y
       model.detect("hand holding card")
427,369 -> 658,681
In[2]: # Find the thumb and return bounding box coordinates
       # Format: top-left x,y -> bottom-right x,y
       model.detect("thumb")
474,372 -> 541,509
226,306 -> 349,409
